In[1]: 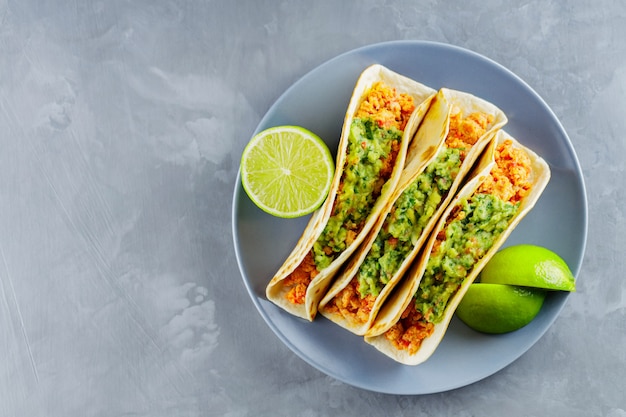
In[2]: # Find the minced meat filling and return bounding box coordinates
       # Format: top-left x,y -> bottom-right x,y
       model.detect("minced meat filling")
445,108 -> 494,158
355,82 -> 416,131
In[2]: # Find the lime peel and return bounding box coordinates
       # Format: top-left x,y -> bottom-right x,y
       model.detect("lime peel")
479,244 -> 576,292
456,283 -> 547,334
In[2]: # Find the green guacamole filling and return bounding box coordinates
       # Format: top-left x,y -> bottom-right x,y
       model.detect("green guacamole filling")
312,118 -> 402,270
414,193 -> 518,323
356,146 -> 463,298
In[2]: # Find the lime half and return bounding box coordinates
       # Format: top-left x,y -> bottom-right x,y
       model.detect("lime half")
456,283 -> 547,334
480,244 -> 576,292
240,126 -> 335,218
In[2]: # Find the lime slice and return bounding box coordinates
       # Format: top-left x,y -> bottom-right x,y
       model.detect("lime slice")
240,126 -> 335,218
456,283 -> 547,334
479,244 -> 576,292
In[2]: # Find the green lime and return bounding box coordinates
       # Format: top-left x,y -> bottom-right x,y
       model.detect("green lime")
456,283 -> 547,334
479,244 -> 576,292
240,126 -> 335,218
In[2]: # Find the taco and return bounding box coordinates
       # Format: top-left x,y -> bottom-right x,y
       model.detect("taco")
265,64 -> 436,321
317,88 -> 507,335
364,130 -> 551,365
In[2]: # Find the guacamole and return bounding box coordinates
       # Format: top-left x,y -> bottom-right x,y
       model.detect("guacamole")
313,118 -> 401,269
414,193 -> 518,323
356,146 -> 463,297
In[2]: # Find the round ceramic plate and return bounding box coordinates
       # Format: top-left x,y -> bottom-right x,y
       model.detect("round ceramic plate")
232,41 -> 588,395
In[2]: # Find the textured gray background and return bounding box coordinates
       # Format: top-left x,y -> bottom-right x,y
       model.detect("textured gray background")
0,0 -> 623,416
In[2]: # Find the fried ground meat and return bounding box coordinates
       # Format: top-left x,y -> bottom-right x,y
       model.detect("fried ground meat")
445,108 -> 495,160
283,252 -> 318,304
384,302 -> 435,355
477,139 -> 532,203
355,82 -> 416,131
324,279 -> 376,323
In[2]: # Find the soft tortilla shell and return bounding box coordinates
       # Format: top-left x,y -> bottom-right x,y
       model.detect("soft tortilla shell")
266,64 -> 436,321
364,130 -> 551,365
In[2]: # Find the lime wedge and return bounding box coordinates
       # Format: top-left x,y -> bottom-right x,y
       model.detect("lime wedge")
456,283 -> 546,334
479,244 -> 576,292
240,126 -> 335,218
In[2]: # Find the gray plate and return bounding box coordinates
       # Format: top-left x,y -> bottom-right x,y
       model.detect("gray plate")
231,41 -> 588,395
